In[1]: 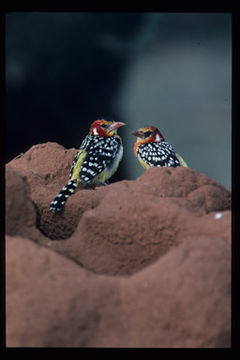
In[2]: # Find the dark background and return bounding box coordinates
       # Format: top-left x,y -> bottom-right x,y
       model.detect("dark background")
6,12 -> 231,188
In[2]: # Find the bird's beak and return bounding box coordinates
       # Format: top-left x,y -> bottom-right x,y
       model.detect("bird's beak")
108,122 -> 126,132
131,130 -> 144,139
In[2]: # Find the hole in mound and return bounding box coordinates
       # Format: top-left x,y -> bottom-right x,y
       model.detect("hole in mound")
34,203 -> 81,240
34,197 -> 101,240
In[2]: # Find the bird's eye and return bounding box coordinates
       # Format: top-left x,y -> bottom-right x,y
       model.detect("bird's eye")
144,131 -> 153,138
101,123 -> 108,129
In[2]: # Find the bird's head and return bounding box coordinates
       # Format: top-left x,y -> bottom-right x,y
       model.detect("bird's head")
131,126 -> 164,143
131,126 -> 165,156
90,119 -> 126,137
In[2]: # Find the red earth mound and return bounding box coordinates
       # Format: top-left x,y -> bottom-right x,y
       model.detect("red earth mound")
6,142 -> 231,347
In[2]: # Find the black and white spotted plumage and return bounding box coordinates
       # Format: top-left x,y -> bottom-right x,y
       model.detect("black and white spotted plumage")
50,119 -> 125,213
77,134 -> 122,186
136,141 -> 181,168
49,181 -> 77,212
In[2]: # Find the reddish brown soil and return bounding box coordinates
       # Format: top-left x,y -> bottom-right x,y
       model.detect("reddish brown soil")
6,142 -> 231,347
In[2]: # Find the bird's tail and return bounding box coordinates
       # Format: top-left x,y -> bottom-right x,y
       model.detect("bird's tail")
176,153 -> 188,168
49,180 -> 78,212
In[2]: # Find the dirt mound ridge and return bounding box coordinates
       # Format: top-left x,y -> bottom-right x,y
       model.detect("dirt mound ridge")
6,142 -> 231,347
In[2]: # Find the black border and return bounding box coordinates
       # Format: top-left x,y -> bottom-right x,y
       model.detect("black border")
2,5 -> 239,355
1,9 -> 6,350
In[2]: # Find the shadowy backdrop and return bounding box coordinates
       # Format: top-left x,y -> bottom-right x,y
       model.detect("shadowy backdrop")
6,12 -> 231,188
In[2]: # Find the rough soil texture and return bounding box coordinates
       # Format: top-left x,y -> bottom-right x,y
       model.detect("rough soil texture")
6,142 -> 231,347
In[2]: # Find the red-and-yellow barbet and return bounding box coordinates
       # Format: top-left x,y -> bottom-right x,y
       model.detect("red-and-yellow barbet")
131,126 -> 188,169
50,119 -> 125,212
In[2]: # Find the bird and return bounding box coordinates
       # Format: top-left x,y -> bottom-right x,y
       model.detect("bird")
131,126 -> 188,169
50,118 -> 126,212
